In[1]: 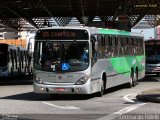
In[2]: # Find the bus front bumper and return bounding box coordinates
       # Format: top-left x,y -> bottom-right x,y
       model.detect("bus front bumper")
33,82 -> 91,94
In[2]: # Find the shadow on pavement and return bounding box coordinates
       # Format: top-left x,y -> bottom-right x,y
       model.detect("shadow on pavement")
1,75 -> 159,101
0,92 -> 94,101
0,83 -> 130,101
138,75 -> 160,82
1,114 -> 105,120
0,75 -> 33,86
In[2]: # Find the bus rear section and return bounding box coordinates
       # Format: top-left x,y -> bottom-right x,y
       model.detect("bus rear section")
145,40 -> 160,76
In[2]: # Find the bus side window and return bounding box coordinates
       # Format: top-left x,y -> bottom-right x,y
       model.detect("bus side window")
139,38 -> 144,55
24,51 -> 28,67
125,37 -> 129,55
114,36 -> 119,56
97,35 -> 103,58
109,36 -> 112,46
105,36 -> 109,46
115,36 -> 118,46
21,51 -> 24,68
91,37 -> 97,59
111,36 -> 116,57
120,37 -> 123,47
102,36 -> 105,46
120,37 -> 124,56
122,37 -> 127,55
109,36 -> 112,57
105,36 -> 109,57
7,51 -> 10,62
10,49 -> 14,69
97,35 -> 102,46
14,50 -> 18,69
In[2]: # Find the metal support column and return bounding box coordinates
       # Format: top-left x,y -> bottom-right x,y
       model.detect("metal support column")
118,0 -> 130,31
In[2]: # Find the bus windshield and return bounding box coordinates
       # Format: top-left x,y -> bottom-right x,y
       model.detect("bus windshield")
0,44 -> 8,67
145,45 -> 160,63
34,41 -> 89,72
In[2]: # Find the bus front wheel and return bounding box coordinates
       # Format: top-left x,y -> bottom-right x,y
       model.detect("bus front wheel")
97,80 -> 104,97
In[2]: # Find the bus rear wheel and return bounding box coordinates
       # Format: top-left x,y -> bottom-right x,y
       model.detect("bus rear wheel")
127,71 -> 135,88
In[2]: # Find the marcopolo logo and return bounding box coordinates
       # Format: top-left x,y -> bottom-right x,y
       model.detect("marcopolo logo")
58,76 -> 62,79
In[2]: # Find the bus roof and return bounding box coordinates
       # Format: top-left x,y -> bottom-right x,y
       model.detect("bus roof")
38,26 -> 143,38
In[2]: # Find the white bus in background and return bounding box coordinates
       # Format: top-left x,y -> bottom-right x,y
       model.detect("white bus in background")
145,40 -> 160,76
0,43 -> 32,77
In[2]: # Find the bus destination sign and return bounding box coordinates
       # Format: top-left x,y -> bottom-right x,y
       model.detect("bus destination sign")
36,29 -> 89,40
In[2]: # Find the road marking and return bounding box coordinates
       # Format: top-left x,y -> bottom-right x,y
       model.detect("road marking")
118,93 -> 147,114
97,93 -> 147,120
97,103 -> 147,120
113,103 -> 146,115
42,102 -> 81,110
123,93 -> 137,103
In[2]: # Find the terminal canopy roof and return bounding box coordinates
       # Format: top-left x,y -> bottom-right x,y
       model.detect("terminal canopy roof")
0,0 -> 160,31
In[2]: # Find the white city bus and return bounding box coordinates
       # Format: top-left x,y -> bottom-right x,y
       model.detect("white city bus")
33,26 -> 145,97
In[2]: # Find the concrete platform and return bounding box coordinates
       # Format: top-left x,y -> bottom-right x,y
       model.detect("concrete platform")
136,88 -> 160,103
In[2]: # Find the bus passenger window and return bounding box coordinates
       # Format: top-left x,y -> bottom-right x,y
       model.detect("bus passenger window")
91,38 -> 97,58
105,36 -> 109,46
115,37 -> 118,46
107,36 -> 112,46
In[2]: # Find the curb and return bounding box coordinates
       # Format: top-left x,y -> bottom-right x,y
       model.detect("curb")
136,93 -> 160,103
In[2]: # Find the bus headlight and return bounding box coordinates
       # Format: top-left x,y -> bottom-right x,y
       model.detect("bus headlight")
75,75 -> 90,85
35,76 -> 44,84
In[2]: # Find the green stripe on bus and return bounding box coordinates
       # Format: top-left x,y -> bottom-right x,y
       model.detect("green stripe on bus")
99,29 -> 131,36
110,56 -> 145,76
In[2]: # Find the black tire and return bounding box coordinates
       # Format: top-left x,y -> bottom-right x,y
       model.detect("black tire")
156,73 -> 159,76
29,67 -> 33,75
133,70 -> 138,86
97,80 -> 104,97
24,66 -> 27,75
127,70 -> 134,88
10,67 -> 13,76
18,68 -> 21,75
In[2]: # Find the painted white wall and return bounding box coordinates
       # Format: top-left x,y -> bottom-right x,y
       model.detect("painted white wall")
131,28 -> 155,40
18,31 -> 36,52
155,25 -> 160,40
3,32 -> 18,39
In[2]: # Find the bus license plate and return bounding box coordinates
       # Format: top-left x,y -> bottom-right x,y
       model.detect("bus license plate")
55,88 -> 65,92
